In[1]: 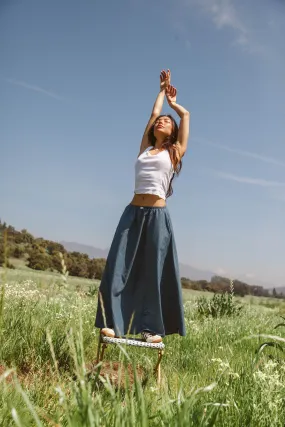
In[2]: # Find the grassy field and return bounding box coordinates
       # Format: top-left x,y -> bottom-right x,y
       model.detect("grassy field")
1,267 -> 285,426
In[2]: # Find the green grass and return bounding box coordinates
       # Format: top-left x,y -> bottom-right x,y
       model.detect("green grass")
1,268 -> 285,426
0,265 -> 100,292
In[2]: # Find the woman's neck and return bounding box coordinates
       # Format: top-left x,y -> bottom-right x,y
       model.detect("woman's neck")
154,137 -> 165,149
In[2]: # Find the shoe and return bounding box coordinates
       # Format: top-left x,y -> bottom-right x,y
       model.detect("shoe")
101,328 -> 115,338
141,331 -> 162,343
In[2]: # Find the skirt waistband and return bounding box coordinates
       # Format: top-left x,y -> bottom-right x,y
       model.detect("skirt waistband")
129,203 -> 167,210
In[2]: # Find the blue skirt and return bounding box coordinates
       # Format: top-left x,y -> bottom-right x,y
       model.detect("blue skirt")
95,204 -> 186,337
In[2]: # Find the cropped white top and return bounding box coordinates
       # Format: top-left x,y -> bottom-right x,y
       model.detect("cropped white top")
134,146 -> 174,200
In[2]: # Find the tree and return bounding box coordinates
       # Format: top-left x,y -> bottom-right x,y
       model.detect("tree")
13,246 -> 25,259
68,259 -> 89,278
27,248 -> 51,271
88,258 -> 106,280
0,244 -> 5,266
273,288 -> 277,298
19,229 -> 34,244
0,240 -> 10,266
50,252 -> 63,273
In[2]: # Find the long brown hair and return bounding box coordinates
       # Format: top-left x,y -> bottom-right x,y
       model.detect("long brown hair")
148,114 -> 182,198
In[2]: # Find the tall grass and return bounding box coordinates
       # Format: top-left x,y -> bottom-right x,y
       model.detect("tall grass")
0,272 -> 285,426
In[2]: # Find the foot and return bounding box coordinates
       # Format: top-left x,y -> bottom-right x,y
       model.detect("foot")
101,328 -> 115,338
141,331 -> 162,343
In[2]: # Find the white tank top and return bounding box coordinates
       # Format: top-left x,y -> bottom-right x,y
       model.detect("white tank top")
134,146 -> 174,200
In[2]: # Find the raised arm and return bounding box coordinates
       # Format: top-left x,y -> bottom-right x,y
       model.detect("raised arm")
166,85 -> 190,158
139,70 -> 171,156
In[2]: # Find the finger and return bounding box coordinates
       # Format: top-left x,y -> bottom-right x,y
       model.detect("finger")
162,70 -> 166,80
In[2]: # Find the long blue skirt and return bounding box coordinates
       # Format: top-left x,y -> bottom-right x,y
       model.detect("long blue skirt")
95,204 -> 186,337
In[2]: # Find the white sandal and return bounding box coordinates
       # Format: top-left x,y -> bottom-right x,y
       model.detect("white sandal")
141,331 -> 162,343
101,328 -> 115,338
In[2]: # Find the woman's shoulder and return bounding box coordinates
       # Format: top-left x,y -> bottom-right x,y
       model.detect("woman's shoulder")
138,145 -> 153,158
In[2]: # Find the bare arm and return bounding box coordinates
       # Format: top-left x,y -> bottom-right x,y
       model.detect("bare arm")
166,85 -> 190,158
139,70 -> 171,156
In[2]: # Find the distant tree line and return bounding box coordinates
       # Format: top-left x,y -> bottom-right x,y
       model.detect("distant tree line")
0,220 -> 106,279
181,276 -> 272,298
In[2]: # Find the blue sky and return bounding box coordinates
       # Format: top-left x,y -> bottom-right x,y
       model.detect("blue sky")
0,0 -> 285,285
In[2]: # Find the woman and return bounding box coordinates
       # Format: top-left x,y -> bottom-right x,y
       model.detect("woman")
95,70 -> 190,343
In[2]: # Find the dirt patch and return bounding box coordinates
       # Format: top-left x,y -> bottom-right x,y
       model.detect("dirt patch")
0,364 -> 14,383
86,361 -> 147,388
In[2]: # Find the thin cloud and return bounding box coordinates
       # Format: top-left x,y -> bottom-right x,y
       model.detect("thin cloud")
194,137 -> 285,168
6,78 -> 63,101
188,0 -> 262,53
215,171 -> 285,188
203,0 -> 247,38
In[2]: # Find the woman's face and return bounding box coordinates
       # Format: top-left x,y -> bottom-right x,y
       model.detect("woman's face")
153,116 -> 173,139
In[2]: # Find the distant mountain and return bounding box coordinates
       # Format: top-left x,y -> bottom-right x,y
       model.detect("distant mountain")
60,241 -> 109,259
61,241 -> 216,281
179,263 -> 214,281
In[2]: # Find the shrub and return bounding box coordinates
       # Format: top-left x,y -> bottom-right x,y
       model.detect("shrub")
197,281 -> 242,318
86,284 -> 98,297
6,262 -> 15,269
27,249 -> 51,271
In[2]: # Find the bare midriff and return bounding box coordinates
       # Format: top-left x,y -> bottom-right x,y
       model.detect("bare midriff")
131,194 -> 166,207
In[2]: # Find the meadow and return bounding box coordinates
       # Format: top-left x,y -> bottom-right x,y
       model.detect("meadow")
1,266 -> 285,426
